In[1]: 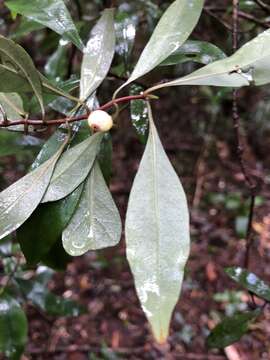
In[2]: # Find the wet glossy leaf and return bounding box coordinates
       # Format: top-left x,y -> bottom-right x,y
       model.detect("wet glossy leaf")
207,310 -> 260,349
80,9 -> 115,100
160,40 -> 226,66
45,40 -> 69,80
130,84 -> 149,144
0,143 -> 65,240
125,103 -> 190,343
0,35 -> 44,117
120,0 -> 204,88
6,0 -> 84,50
16,277 -> 85,316
115,8 -> 138,74
0,293 -> 28,360
149,28 -> 270,92
225,267 -> 270,302
42,133 -> 103,203
18,186 -> 82,265
63,162 -> 121,256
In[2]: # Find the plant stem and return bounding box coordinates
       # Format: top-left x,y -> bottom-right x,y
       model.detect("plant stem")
0,94 -> 149,129
232,0 -> 257,273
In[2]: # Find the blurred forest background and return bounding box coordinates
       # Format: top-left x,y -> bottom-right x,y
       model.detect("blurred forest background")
1,0 -> 270,359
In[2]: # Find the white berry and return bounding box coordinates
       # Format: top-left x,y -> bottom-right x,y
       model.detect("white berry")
87,110 -> 113,132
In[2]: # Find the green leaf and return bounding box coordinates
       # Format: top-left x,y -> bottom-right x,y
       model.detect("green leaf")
0,64 -> 76,104
160,40 -> 226,66
45,40 -> 69,80
225,267 -> 270,302
148,28 -> 270,92
118,0 -> 204,91
0,64 -> 30,93
0,92 -> 26,131
130,84 -> 149,144
31,129 -> 67,170
80,9 -> 116,100
11,18 -> 45,39
0,142 -> 65,240
0,35 -> 44,117
18,186 -> 82,266
125,103 -> 190,343
207,311 -> 260,349
16,277 -> 85,316
6,0 -> 84,50
63,161 -> 121,256
42,133 -> 103,203
114,9 -> 137,74
41,238 -> 71,271
0,293 -> 28,360
0,92 -> 25,119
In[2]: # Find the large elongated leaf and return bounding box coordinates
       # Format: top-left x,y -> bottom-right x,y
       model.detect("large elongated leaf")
125,103 -> 190,343
6,0 -> 84,50
0,143 -> 65,240
42,133 -> 103,203
0,35 -> 44,117
63,161 -> 121,256
148,28 -> 270,92
117,0 -> 204,91
207,310 -> 260,349
80,9 -> 115,100
225,267 -> 270,302
0,293 -> 28,360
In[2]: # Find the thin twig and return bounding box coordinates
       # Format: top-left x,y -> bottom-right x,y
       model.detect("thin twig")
254,0 -> 270,13
0,94 -> 149,129
232,0 -> 257,276
238,10 -> 270,28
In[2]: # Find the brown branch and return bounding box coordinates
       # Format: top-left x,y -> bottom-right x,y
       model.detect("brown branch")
205,6 -> 270,29
238,10 -> 270,28
0,94 -> 149,129
232,0 -> 257,276
254,0 -> 270,13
